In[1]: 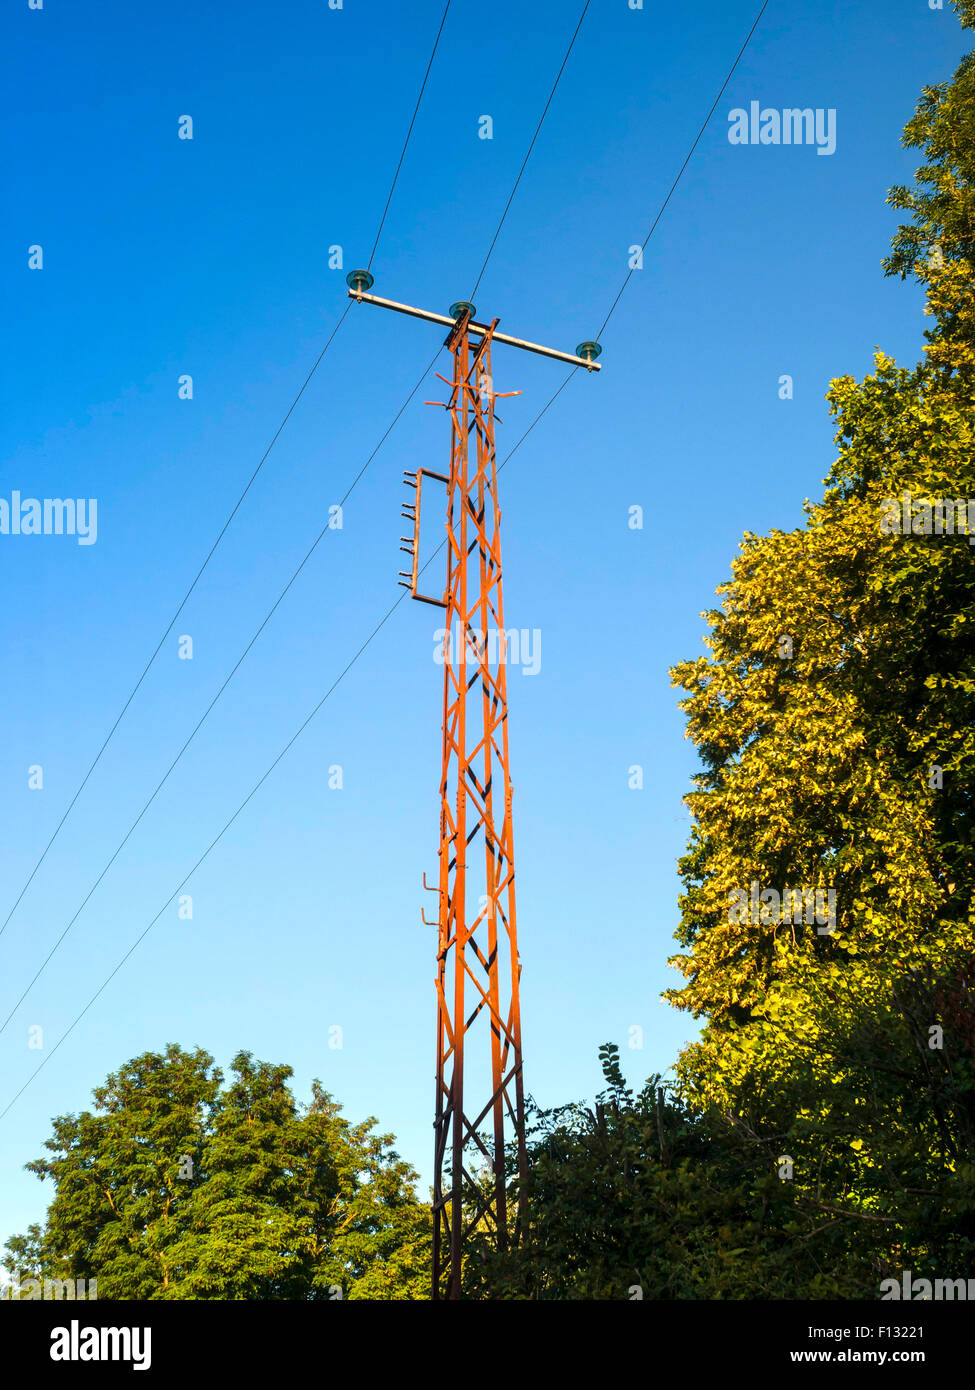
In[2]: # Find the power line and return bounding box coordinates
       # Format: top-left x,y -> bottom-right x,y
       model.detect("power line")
1,0 -> 770,1113
0,374 -> 579,1123
595,0 -> 771,339
0,349 -> 440,1038
469,0 -> 590,302
0,600 -> 405,1123
366,0 -> 453,273
0,303 -> 350,946
0,16 -> 454,950
0,17 -> 598,1035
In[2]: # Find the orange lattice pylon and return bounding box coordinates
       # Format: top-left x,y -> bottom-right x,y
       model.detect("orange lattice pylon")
345,273 -> 601,1299
429,313 -> 526,1300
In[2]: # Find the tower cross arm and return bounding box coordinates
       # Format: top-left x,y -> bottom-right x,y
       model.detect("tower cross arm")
346,288 -> 602,371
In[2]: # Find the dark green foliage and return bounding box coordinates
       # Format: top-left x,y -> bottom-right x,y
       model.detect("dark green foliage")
5,1045 -> 430,1300
472,1046 -> 881,1300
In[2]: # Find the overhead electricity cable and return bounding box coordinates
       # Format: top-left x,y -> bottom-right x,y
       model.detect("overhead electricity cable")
0,0 -> 773,1126
0,12 -> 455,948
0,350 -> 439,1038
468,0 -> 590,302
0,374 -> 576,1122
0,11 -> 599,1032
0,305 -> 349,945
594,0 -> 771,339
366,0 -> 453,272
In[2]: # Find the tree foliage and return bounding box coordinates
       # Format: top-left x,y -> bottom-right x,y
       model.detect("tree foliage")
663,2 -> 975,1280
5,1045 -> 430,1300
473,1045 -> 888,1300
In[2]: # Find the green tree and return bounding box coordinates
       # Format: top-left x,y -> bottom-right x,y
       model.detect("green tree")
474,1045 -> 879,1300
5,1045 -> 430,1300
665,0 -> 975,1279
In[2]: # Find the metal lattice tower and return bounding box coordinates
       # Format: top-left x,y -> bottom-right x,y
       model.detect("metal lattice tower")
346,272 -> 600,1299
429,314 -> 526,1299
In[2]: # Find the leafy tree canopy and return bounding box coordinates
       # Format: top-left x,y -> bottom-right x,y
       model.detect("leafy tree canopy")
474,1045 -> 888,1300
663,0 -> 975,1277
4,1045 -> 430,1300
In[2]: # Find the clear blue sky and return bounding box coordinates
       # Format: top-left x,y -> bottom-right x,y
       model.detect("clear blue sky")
0,0 -> 966,1239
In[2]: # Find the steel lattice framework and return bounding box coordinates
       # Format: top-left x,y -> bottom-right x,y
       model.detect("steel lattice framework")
430,316 -> 527,1299
346,274 -> 600,1299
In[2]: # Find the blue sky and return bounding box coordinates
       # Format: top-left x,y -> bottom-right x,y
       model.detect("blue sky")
0,0 -> 967,1238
